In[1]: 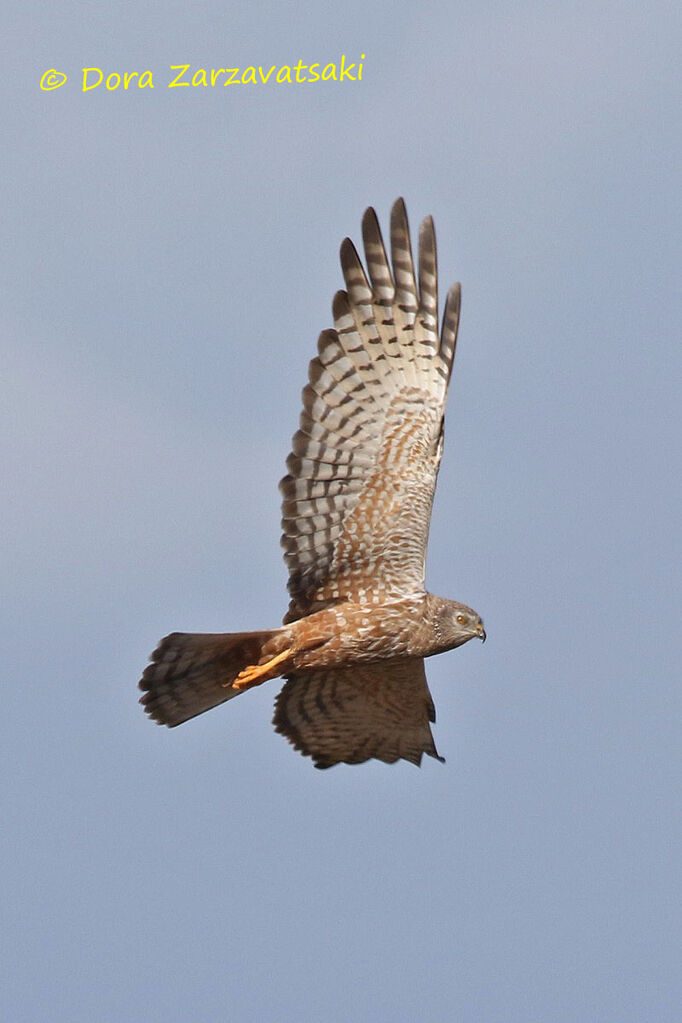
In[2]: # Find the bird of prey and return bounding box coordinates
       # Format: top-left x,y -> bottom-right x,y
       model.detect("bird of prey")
139,198 -> 485,768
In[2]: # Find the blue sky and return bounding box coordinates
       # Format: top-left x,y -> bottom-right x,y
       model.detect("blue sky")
2,2 -> 681,1020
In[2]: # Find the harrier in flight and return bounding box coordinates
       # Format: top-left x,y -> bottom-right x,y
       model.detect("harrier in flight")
139,199 -> 485,768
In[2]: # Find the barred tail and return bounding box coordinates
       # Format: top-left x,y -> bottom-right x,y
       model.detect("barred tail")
139,629 -> 280,727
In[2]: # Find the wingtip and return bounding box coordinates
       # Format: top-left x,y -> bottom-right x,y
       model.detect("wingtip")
339,235 -> 355,261
390,195 -> 408,219
419,213 -> 436,246
361,204 -> 379,233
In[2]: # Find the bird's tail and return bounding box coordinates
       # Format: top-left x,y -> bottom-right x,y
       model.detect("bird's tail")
139,629 -> 283,727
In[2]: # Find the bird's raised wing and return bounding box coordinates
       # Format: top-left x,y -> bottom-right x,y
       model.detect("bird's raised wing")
273,657 -> 444,768
280,198 -> 461,623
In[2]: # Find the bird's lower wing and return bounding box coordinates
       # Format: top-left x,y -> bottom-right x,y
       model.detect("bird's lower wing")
273,657 -> 444,768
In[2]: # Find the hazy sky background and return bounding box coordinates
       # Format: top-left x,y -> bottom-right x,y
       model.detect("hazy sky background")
2,2 -> 681,1021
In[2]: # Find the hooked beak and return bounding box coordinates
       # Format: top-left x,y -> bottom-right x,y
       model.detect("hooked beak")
477,623 -> 486,643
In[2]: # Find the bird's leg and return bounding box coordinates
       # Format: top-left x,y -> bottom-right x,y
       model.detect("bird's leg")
230,647 -> 295,691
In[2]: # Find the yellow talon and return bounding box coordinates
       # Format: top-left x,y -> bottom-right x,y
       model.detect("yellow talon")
231,647 -> 293,691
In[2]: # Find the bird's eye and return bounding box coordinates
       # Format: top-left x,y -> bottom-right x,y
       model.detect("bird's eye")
456,614 -> 467,624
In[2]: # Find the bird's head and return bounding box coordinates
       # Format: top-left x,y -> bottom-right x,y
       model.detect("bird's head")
430,596 -> 486,652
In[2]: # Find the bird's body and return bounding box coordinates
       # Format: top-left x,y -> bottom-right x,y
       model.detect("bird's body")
280,594 -> 482,669
139,199 -> 485,767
